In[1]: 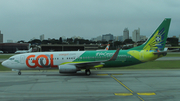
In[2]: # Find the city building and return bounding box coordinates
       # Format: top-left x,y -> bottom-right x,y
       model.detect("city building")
0,30 -> 3,43
114,36 -> 123,41
91,36 -> 102,42
71,36 -> 83,40
132,28 -> 140,42
123,28 -> 129,41
102,33 -> 113,41
7,40 -> 13,43
140,35 -> 147,41
96,36 -> 102,41
40,34 -> 44,41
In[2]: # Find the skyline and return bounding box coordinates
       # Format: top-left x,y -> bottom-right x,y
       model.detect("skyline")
0,0 -> 180,42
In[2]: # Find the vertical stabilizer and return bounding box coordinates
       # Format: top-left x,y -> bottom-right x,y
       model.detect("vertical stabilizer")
129,18 -> 171,51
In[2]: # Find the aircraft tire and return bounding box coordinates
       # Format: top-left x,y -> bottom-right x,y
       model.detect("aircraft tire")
18,72 -> 21,75
85,69 -> 91,76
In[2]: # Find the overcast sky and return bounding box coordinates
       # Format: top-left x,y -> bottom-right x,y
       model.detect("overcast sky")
0,0 -> 180,42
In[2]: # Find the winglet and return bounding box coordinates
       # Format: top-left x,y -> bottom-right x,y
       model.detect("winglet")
108,48 -> 120,61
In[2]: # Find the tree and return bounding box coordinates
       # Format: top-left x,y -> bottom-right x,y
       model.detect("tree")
50,39 -> 59,44
167,38 -> 178,46
67,38 -> 74,44
41,40 -> 50,44
28,39 -> 41,45
17,40 -> 25,43
123,39 -> 134,44
58,37 -> 62,44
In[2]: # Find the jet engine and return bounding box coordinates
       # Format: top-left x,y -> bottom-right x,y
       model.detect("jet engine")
59,64 -> 80,73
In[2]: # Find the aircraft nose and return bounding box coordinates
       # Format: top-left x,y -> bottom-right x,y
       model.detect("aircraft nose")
2,60 -> 8,67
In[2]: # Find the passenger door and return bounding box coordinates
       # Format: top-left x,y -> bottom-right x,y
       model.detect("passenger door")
20,55 -> 25,64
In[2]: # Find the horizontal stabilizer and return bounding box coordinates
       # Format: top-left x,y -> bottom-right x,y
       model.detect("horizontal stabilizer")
153,49 -> 179,54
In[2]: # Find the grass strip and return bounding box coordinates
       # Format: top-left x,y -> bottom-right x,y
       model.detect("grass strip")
165,54 -> 180,57
0,55 -> 13,59
102,60 -> 180,70
0,62 -> 11,71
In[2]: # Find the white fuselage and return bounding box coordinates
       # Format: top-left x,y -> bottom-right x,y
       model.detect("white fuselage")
2,51 -> 85,70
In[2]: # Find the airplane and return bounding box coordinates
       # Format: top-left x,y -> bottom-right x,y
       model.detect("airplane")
15,48 -> 32,54
105,44 -> 110,50
0,50 -> 3,53
96,43 -> 110,51
2,18 -> 171,75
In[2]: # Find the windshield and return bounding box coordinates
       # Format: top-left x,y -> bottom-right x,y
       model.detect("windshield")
9,58 -> 15,60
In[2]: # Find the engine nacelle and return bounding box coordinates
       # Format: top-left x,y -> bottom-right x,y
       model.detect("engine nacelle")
59,64 -> 78,73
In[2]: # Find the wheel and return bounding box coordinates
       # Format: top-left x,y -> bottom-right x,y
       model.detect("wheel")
85,69 -> 91,75
18,72 -> 21,75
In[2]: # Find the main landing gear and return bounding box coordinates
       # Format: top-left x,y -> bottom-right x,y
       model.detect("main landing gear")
18,71 -> 21,75
85,69 -> 91,75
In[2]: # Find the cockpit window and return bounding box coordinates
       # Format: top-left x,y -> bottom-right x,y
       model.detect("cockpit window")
9,58 -> 15,60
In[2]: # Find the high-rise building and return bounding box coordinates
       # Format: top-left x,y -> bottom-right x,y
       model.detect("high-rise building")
102,33 -> 113,41
97,36 -> 102,41
40,34 -> 44,41
0,30 -> 3,43
115,36 -> 123,41
123,28 -> 129,41
132,28 -> 140,42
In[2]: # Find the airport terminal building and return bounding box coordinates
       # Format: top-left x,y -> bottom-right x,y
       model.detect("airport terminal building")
40,44 -> 98,52
0,43 -> 29,53
0,43 -> 99,53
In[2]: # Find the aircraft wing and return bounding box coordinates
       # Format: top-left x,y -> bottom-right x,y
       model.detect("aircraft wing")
153,49 -> 179,55
60,48 -> 120,68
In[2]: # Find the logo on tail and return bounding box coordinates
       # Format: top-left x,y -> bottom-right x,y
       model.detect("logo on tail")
143,28 -> 166,51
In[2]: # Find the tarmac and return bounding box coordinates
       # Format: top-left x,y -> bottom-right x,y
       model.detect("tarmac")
0,70 -> 180,101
